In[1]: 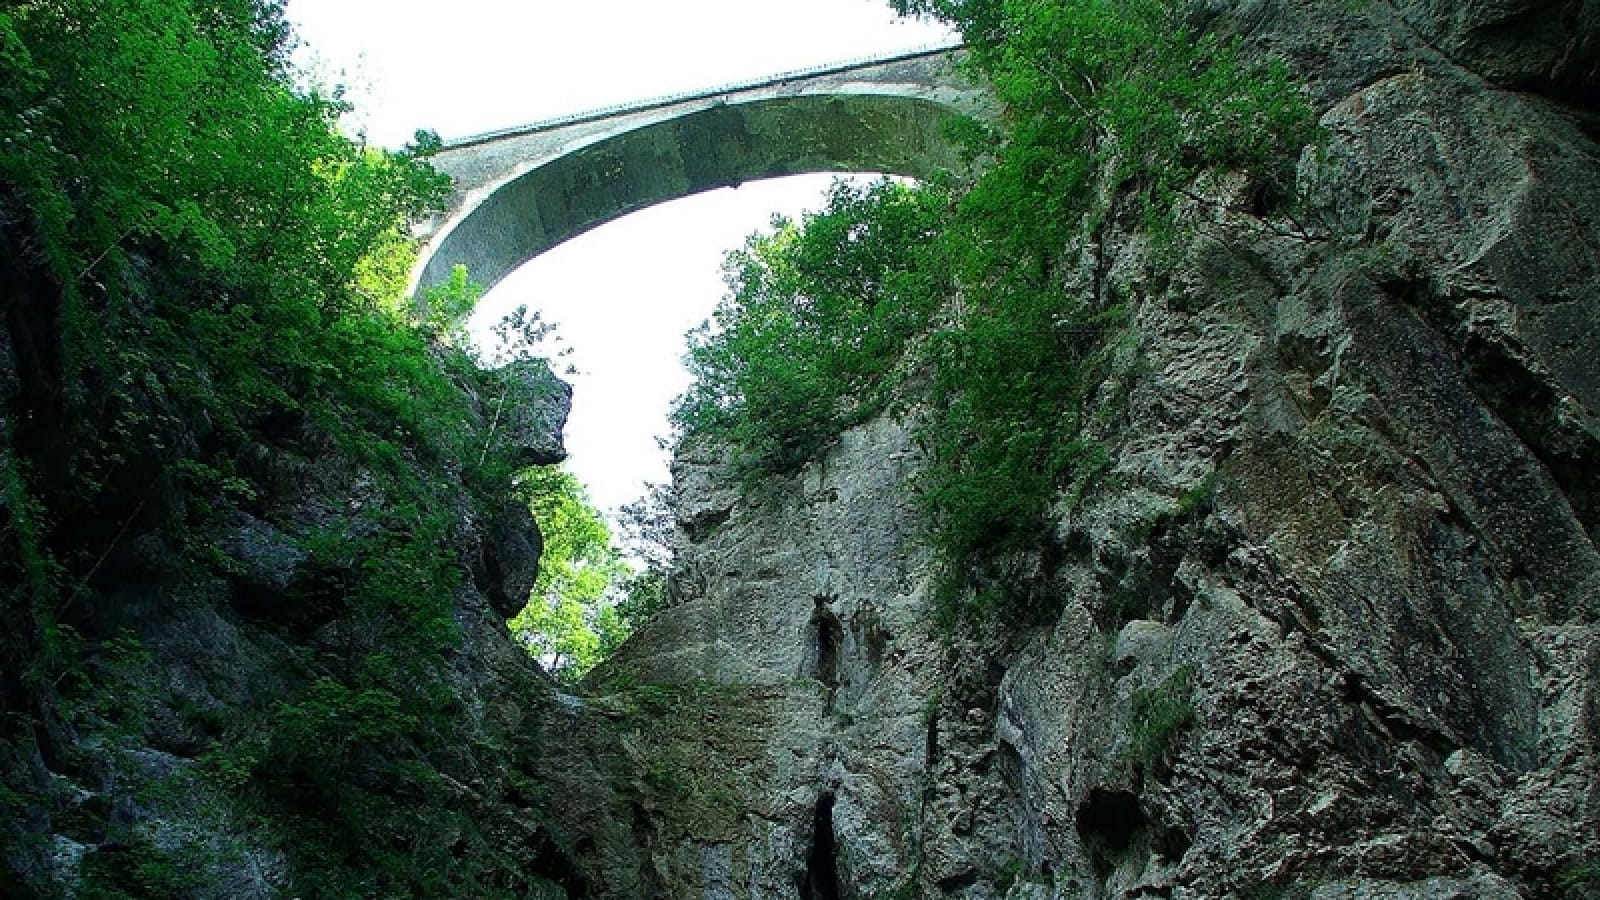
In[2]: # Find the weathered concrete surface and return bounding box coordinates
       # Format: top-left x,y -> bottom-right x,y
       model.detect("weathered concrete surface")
410,48 -> 987,295
535,2 -> 1600,896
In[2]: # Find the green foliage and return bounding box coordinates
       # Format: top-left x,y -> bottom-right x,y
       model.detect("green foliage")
610,481 -> 677,626
0,451 -> 60,666
918,293 -> 1121,616
0,0 -> 477,577
673,0 -> 1315,630
1,0 -> 447,309
992,856 -> 1053,893
915,0 -> 1313,229
0,0 -> 465,634
1557,858 -> 1600,898
615,567 -> 670,627
673,178 -> 952,480
511,466 -> 636,682
0,1 -> 582,895
910,0 -> 1312,627
616,483 -> 674,568
420,262 -> 485,343
231,644 -> 556,899
1123,664 -> 1196,769
265,674 -> 418,788
1177,470 -> 1221,518
77,833 -> 197,900
672,169 -> 1123,630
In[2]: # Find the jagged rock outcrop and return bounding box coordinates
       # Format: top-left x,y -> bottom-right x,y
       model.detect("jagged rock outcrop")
538,2 -> 1600,896
485,358 -> 574,469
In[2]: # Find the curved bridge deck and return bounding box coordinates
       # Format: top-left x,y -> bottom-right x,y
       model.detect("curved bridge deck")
411,46 -> 986,295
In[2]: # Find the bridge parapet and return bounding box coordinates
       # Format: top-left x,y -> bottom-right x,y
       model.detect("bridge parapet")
444,43 -> 968,150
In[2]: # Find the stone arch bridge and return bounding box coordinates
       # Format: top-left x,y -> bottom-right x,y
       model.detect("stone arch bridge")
409,46 -> 986,295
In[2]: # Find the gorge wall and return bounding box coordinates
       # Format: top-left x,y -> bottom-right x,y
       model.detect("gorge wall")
2,0 -> 1597,898
528,1 -> 1600,897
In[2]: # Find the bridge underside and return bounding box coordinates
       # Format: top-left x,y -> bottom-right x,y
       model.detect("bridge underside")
415,93 -> 968,294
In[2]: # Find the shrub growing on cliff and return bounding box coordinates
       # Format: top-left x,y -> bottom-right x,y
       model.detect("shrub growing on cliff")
895,0 -> 1315,235
673,0 -> 1315,629
1123,664 -> 1197,770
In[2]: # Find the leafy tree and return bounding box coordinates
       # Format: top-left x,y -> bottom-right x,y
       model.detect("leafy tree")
673,177 -> 951,480
476,296 -> 572,371
616,481 -> 677,575
612,482 -> 677,627
511,467 -> 635,680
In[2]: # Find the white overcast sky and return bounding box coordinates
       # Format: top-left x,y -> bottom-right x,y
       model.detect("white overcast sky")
284,1 -> 956,513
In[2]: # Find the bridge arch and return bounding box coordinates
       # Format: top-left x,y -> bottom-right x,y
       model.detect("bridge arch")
410,49 -> 983,295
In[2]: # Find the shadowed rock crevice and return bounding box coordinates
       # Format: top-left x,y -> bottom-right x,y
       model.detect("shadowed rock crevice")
1398,277 -> 1600,543
799,792 -> 841,900
810,597 -> 844,713
1075,788 -> 1146,879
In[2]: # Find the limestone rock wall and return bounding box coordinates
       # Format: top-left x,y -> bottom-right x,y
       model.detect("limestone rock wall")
543,2 -> 1600,896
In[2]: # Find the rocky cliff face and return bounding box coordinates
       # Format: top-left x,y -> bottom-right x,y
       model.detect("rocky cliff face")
0,227 -> 587,895
537,2 -> 1600,896
5,2 -> 1595,897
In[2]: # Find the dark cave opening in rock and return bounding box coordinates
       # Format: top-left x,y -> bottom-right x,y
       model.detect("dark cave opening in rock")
1075,788 -> 1147,877
799,791 -> 842,900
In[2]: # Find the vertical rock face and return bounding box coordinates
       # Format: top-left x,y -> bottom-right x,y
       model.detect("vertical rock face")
535,417 -> 941,897
545,2 -> 1600,896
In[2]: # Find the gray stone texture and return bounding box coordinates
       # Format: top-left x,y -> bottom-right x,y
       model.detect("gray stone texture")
489,357 -> 573,468
534,2 -> 1600,896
